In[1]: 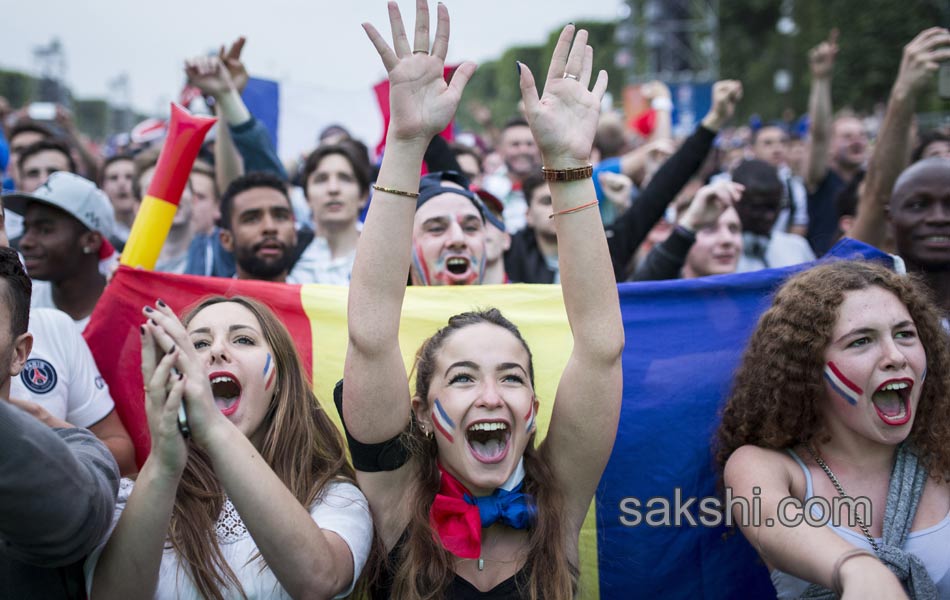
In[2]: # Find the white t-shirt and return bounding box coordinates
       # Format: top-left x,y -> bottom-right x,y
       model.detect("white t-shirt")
11,308 -> 114,427
29,280 -> 91,331
86,479 -> 373,599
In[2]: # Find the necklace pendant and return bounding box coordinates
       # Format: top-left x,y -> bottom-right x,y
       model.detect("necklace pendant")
478,558 -> 484,571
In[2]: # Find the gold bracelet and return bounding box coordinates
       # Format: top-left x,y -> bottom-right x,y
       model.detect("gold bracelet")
372,183 -> 419,199
541,164 -> 593,182
549,199 -> 599,219
831,549 -> 877,595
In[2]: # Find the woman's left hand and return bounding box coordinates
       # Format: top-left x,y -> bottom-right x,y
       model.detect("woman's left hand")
518,25 -> 608,168
142,301 -> 229,447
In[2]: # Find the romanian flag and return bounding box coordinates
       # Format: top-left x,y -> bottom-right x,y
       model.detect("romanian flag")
84,239 -> 892,599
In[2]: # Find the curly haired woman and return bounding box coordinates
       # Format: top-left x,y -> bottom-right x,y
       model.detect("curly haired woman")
718,261 -> 950,599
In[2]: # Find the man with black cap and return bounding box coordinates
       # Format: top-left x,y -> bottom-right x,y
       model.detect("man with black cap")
4,172 -> 116,330
410,171 -> 489,286
473,187 -> 510,284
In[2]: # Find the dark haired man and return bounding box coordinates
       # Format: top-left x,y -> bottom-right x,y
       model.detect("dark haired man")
17,139 -> 77,194
5,172 -> 116,330
483,117 -> 541,234
411,171 -> 488,286
99,154 -> 138,245
504,172 -> 558,283
290,145 -> 369,284
734,160 -> 815,272
219,171 -> 298,282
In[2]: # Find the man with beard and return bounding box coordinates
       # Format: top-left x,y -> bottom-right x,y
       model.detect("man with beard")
410,171 -> 488,286
218,172 -> 297,282
482,117 -> 542,234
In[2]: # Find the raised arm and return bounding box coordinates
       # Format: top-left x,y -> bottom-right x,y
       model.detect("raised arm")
607,79 -> 741,280
89,326 -> 188,599
344,0 -> 475,444
517,27 -> 624,529
343,0 -> 475,543
851,27 -> 950,247
803,30 -> 838,192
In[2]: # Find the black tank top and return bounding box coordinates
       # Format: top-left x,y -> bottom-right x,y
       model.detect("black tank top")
372,530 -> 531,599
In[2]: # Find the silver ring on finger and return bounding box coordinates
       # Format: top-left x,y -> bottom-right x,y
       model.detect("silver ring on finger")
412,49 -> 429,55
563,72 -> 580,81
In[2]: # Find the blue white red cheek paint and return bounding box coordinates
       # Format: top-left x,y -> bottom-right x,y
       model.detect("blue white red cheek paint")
432,399 -> 456,442
823,361 -> 863,406
524,401 -> 536,433
263,353 -> 276,391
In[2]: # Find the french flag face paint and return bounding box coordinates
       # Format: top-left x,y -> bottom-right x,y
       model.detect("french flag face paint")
263,353 -> 276,391
824,361 -> 864,406
432,398 -> 456,443
524,401 -> 536,434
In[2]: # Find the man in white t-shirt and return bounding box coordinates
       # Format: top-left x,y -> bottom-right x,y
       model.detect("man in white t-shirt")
0,204 -> 135,475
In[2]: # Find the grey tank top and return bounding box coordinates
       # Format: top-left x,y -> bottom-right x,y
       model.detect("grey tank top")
770,449 -> 950,599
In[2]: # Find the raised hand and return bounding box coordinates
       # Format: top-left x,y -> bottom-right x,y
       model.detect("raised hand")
184,55 -> 235,99
141,321 -> 189,476
363,0 -> 476,143
599,171 -> 634,210
679,180 -> 744,232
809,29 -> 839,80
219,37 -> 250,94
894,27 -> 950,97
518,25 -> 608,168
702,80 -> 743,131
142,302 -> 229,448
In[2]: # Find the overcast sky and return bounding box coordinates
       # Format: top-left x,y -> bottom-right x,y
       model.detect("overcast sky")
3,0 -> 624,155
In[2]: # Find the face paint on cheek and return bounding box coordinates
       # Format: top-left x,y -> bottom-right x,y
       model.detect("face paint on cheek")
823,361 -> 864,406
431,398 -> 456,443
411,242 -> 431,286
263,353 -> 276,391
524,401 -> 535,433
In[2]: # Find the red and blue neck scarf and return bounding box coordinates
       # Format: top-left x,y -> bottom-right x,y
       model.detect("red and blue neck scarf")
430,460 -> 536,558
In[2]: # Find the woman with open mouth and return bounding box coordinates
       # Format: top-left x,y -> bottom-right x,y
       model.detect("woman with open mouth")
86,296 -> 373,599
341,2 -> 623,598
717,261 -> 950,599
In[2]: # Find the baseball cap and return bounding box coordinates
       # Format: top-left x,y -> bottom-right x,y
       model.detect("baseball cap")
417,171 -> 490,224
4,172 -> 116,239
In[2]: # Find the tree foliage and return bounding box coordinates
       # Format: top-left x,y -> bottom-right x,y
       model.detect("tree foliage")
458,0 -> 948,134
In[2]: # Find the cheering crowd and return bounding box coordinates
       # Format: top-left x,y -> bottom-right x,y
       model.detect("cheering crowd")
1,1 -> 949,598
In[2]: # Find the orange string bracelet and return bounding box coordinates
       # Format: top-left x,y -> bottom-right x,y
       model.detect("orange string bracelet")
549,199 -> 599,219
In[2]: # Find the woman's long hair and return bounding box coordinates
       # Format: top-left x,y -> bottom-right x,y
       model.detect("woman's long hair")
390,308 -> 578,600
716,261 -> 950,481
166,296 -> 355,600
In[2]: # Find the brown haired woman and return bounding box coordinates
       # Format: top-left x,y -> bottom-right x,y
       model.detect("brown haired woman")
718,261 -> 950,599
340,1 -> 623,598
86,296 -> 373,599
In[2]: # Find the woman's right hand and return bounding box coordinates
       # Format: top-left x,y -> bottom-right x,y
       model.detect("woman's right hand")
141,323 -> 188,477
362,0 -> 476,144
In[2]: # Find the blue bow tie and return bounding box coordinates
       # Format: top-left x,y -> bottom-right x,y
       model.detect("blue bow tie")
465,482 -> 536,529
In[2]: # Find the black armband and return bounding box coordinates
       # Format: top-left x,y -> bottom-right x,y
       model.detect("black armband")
333,379 -> 410,472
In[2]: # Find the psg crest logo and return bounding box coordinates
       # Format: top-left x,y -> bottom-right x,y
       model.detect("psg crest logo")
21,359 -> 57,394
